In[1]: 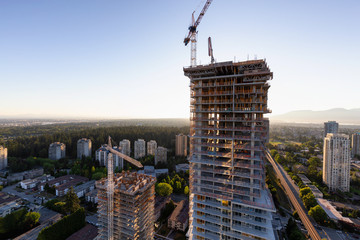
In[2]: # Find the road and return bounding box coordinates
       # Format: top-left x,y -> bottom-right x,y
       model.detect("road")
265,150 -> 322,240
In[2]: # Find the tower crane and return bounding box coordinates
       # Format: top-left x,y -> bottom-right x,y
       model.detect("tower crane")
184,0 -> 213,67
103,136 -> 143,240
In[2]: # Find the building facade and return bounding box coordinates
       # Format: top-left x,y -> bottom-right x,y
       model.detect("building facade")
352,133 -> 360,158
48,142 -> 66,160
95,145 -> 123,170
176,134 -> 188,156
147,140 -> 157,156
184,60 -> 276,240
155,147 -> 167,165
77,138 -> 92,159
134,139 -> 146,159
119,139 -> 131,157
0,146 -> 8,170
324,121 -> 339,137
96,172 -> 156,240
323,133 -> 351,192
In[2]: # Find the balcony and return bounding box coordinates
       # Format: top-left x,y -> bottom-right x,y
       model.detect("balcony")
190,116 -> 266,122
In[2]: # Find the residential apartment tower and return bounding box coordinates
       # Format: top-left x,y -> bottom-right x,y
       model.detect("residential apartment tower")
184,60 -> 276,240
323,133 -> 350,192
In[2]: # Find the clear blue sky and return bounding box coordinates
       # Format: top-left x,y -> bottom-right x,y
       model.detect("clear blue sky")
1,0 -> 359,119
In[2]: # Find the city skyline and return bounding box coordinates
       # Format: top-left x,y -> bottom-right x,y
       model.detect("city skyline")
1,1 -> 360,119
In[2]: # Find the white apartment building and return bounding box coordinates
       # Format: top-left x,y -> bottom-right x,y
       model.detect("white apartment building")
48,142 -> 66,160
77,138 -> 92,159
119,139 -> 131,157
323,133 -> 350,192
147,140 -> 157,156
95,145 -> 123,170
351,133 -> 360,158
0,146 -> 8,170
175,134 -> 187,157
324,121 -> 339,137
155,147 -> 167,165
134,139 -> 146,159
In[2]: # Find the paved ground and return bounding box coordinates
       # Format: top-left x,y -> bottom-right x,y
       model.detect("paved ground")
321,227 -> 360,240
38,206 -> 59,223
171,194 -> 188,203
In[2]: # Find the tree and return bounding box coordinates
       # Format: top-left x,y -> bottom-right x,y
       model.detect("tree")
92,172 -> 104,180
24,212 -> 40,228
309,205 -> 328,224
299,187 -> 311,198
64,187 -> 80,214
184,186 -> 189,195
308,157 -> 321,167
270,149 -> 278,158
302,193 -> 317,210
175,181 -> 182,193
155,183 -> 173,196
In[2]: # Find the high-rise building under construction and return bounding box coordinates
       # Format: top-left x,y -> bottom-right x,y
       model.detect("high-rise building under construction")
96,171 -> 156,240
184,59 -> 276,240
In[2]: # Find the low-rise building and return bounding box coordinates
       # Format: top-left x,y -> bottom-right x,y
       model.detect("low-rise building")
7,168 -> 44,183
85,188 -> 98,204
154,196 -> 170,221
138,166 -> 168,178
20,175 -> 54,189
175,164 -> 189,173
66,224 -> 98,240
308,185 -> 323,198
0,192 -> 21,217
316,198 -> 352,224
168,200 -> 189,232
73,180 -> 96,198
39,175 -> 88,196
0,177 -> 7,186
155,147 -> 167,165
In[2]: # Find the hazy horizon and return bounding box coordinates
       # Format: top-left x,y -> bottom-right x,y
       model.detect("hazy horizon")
1,1 -> 360,118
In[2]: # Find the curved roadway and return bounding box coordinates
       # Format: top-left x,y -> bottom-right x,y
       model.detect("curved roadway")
265,150 -> 322,240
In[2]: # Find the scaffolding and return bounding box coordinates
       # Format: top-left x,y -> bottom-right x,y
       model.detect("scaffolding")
184,59 -> 276,240
96,171 -> 156,240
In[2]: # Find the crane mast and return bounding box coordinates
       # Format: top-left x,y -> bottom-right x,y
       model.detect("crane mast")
104,136 -> 143,240
184,0 -> 213,67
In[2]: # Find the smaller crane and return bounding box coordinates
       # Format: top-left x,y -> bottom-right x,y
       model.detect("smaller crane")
104,136 -> 143,240
184,0 -> 213,67
208,37 -> 214,64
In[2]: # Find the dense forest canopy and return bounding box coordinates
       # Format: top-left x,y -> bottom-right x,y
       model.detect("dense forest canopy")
0,119 -> 189,159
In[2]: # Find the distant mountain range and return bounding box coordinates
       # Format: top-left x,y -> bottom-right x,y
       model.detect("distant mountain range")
270,108 -> 360,124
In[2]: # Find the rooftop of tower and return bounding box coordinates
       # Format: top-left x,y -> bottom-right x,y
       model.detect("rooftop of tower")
184,59 -> 273,79
96,171 -> 156,195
